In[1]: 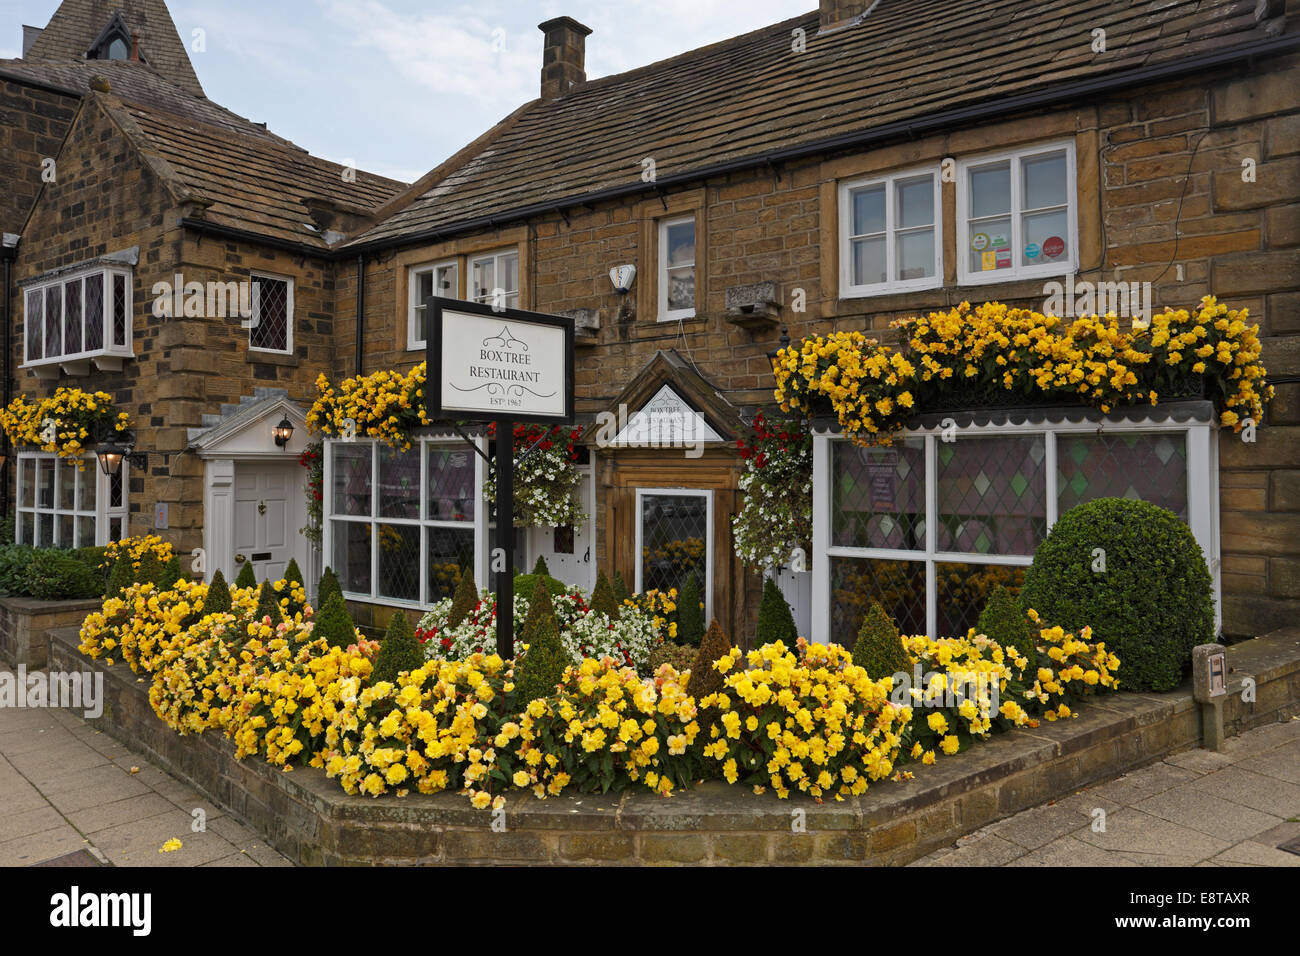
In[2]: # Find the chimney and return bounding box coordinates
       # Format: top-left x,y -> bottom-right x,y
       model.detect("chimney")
22,25 -> 42,57
129,31 -> 140,61
819,0 -> 873,32
538,16 -> 592,101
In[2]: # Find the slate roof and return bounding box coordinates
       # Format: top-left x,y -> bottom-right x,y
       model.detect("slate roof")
352,0 -> 1289,249
21,0 -> 204,97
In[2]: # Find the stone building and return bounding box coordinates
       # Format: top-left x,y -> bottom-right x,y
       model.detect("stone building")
3,0 -> 1298,643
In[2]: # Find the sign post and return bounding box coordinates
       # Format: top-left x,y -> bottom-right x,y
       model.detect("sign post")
427,297 -> 574,658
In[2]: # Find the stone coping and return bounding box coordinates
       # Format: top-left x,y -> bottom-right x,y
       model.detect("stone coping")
43,625 -> 1300,865
0,596 -> 104,613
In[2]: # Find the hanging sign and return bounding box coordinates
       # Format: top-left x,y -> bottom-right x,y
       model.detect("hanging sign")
427,297 -> 574,425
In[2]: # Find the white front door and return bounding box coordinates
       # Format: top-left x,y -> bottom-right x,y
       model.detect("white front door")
233,462 -> 303,583
525,465 -> 595,592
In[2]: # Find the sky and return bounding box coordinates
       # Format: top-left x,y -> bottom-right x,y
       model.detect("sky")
4,0 -> 813,183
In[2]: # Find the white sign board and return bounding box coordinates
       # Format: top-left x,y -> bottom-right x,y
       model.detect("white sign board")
428,299 -> 574,424
612,385 -> 722,446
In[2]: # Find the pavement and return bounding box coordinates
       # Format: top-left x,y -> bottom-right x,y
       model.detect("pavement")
912,717 -> 1300,867
0,664 -> 291,868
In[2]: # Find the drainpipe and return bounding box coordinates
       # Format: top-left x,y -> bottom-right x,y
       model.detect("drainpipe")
1,235 -> 16,525
354,255 -> 365,376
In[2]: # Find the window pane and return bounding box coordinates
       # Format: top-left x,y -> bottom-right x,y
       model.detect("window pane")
640,494 -> 708,600
37,513 -> 52,546
55,514 -> 72,548
64,280 -> 83,354
897,230 -> 935,281
1022,209 -> 1069,266
851,236 -> 887,286
332,521 -> 372,596
45,285 -> 62,358
665,222 -> 694,267
109,468 -> 123,509
426,446 -> 475,521
499,253 -> 519,294
897,176 -> 934,229
25,290 -> 42,359
332,443 -> 372,516
851,185 -> 886,236
427,526 -> 475,604
57,460 -> 76,510
377,523 -> 420,602
937,435 -> 1047,555
831,439 -> 925,550
1023,152 -> 1067,210
77,515 -> 96,548
85,274 -> 104,350
936,563 -> 1027,639
472,258 -> 495,300
413,270 -> 433,343
109,517 -> 123,541
36,459 -> 53,508
112,274 -> 127,347
1057,433 -> 1188,521
830,557 -> 926,649
76,468 -> 95,511
19,513 -> 33,545
666,266 -> 694,313
969,161 -> 1010,218
968,217 -> 1012,274
250,277 -> 288,351
435,264 -> 457,297
378,445 -> 419,519
19,459 -> 33,509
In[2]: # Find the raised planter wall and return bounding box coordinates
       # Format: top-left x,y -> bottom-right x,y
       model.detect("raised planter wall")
46,625 -> 1300,866
0,596 -> 103,668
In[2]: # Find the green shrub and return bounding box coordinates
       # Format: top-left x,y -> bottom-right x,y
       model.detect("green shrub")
976,585 -> 1038,664
754,577 -> 798,647
531,555 -> 550,577
686,619 -> 733,703
253,578 -> 283,624
514,581 -> 567,705
612,571 -> 629,605
22,549 -> 103,600
318,566 -> 343,609
372,611 -> 423,684
1021,497 -> 1213,692
281,558 -> 306,615
314,591 -> 357,649
676,576 -> 705,647
590,571 -> 619,619
851,602 -> 912,680
234,561 -> 258,590
136,552 -> 163,587
512,571 -> 567,602
0,544 -> 34,595
646,642 -> 696,677
204,569 -> 233,615
161,555 -> 183,588
448,568 -> 478,628
106,556 -> 135,600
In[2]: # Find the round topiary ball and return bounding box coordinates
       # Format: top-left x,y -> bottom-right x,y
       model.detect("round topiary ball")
1021,497 -> 1213,692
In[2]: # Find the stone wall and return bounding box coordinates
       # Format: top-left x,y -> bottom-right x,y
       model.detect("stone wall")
0,78 -> 79,236
0,596 -> 101,667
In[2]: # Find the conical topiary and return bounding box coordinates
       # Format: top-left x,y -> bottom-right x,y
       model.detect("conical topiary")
137,551 -> 163,588
234,561 -> 257,590
372,611 -> 423,684
107,556 -> 134,599
532,555 -> 550,577
686,618 -> 733,704
851,601 -> 912,680
976,585 -> 1039,667
204,569 -> 233,616
447,567 -> 478,628
282,558 -> 306,616
253,578 -> 283,624
612,571 -> 629,605
754,577 -> 798,648
313,591 -> 357,649
162,555 -> 183,588
514,580 -> 567,706
318,566 -> 343,609
590,571 -> 619,620
676,575 -> 705,647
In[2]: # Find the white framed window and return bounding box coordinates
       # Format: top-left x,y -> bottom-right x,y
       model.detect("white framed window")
635,488 -> 713,620
839,168 -> 942,297
15,453 -> 129,548
470,249 -> 519,311
658,216 -> 696,321
21,266 -> 133,370
408,261 -> 458,349
323,438 -> 487,608
957,141 -> 1077,284
248,272 -> 293,354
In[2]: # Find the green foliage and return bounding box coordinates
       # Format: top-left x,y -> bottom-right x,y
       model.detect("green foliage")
590,571 -> 619,620
106,555 -> 135,600
512,571 -> 567,602
851,602 -> 912,680
234,561 -> 258,590
162,555 -> 183,588
318,566 -> 343,609
612,571 -> 629,605
1021,497 -> 1213,692
0,543 -> 32,595
136,551 -> 164,587
204,569 -> 233,616
372,611 -> 423,684
284,558 -> 305,588
253,578 -> 283,624
281,558 -> 305,616
646,642 -> 696,677
313,591 -> 357,649
21,549 -> 103,600
754,577 -> 798,648
676,575 -> 705,647
686,619 -> 733,703
448,567 -> 478,628
531,556 -> 550,577
514,581 -> 567,705
976,585 -> 1038,664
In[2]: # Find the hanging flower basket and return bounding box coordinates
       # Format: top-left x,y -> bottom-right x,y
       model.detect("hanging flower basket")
0,388 -> 132,466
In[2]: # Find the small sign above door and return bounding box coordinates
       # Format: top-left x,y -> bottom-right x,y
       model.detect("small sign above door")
611,385 -> 722,446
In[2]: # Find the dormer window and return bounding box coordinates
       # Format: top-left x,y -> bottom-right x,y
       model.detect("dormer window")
86,14 -> 138,63
105,37 -> 129,60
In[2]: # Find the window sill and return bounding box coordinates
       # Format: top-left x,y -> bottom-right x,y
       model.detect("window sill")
247,350 -> 299,368
831,275 -> 1070,318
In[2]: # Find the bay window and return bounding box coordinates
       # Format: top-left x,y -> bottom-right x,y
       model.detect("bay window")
839,168 -> 941,296
324,438 -> 486,607
15,453 -> 129,547
22,266 -> 133,373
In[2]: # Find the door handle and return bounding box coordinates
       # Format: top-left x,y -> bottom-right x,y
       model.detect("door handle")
235,553 -> 247,564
